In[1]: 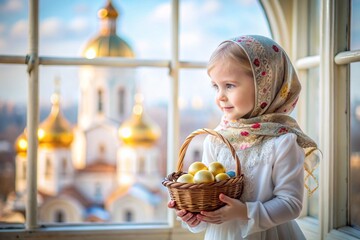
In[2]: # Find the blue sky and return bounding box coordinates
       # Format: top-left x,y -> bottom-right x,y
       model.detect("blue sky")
0,0 -> 271,106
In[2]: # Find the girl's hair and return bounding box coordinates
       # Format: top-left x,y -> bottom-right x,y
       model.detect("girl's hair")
207,41 -> 253,76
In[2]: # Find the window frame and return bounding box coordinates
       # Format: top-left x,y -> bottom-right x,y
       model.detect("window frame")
3,0 -> 360,239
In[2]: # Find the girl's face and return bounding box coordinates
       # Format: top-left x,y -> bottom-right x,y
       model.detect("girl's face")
209,59 -> 255,121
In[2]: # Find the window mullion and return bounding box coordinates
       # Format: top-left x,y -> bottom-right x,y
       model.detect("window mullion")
26,0 -> 40,230
167,0 -> 179,227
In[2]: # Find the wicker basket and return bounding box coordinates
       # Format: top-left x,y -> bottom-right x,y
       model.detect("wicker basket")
162,128 -> 244,213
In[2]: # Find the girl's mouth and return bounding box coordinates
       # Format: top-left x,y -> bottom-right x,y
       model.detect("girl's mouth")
222,107 -> 233,111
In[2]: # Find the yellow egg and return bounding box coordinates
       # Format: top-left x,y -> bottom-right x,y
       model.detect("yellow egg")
208,162 -> 226,176
188,162 -> 208,176
215,172 -> 230,182
194,170 -> 215,183
177,173 -> 194,183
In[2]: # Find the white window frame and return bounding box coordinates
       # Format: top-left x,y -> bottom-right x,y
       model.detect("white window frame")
4,0 -> 360,239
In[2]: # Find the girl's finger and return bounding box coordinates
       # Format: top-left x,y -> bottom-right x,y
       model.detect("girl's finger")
219,193 -> 233,205
167,200 -> 176,208
176,209 -> 187,217
189,218 -> 200,227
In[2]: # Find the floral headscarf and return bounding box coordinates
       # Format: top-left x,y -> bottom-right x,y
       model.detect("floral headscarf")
214,35 -> 319,195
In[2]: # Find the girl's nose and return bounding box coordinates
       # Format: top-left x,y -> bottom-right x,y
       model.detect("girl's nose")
216,90 -> 227,101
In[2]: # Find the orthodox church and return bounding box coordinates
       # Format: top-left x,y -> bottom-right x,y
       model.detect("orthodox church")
11,0 -> 167,223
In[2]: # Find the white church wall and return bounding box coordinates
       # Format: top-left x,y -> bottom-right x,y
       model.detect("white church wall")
75,172 -> 117,204
71,127 -> 87,169
39,196 -> 84,223
108,194 -> 154,223
85,125 -> 119,165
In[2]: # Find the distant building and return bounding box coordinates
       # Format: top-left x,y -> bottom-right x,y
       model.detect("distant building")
7,0 -> 167,224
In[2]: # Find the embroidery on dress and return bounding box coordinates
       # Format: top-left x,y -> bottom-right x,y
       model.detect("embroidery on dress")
209,135 -> 274,202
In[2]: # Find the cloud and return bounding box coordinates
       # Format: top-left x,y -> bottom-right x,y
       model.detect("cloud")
0,39 -> 5,49
0,0 -> 24,12
0,23 -> 5,33
202,0 -> 220,14
148,3 -> 170,23
181,32 -> 202,47
10,19 -> 28,38
68,17 -> 90,34
236,0 -> 258,6
40,17 -> 64,38
73,3 -> 90,14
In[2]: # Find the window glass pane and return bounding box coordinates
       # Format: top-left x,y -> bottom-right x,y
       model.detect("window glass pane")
37,0 -> 170,58
350,0 -> 360,50
350,65 -> 360,226
179,69 -> 221,169
1,65 -> 169,224
307,0 -> 320,55
350,62 -> 360,229
179,0 -> 271,61
0,65 -> 27,224
306,67 -> 320,218
0,1 -> 29,55
350,0 -> 360,230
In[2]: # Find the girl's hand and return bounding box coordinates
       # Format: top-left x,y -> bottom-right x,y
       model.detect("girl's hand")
167,200 -> 201,227
196,193 -> 248,224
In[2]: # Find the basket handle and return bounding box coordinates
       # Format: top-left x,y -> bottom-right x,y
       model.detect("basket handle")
177,128 -> 241,176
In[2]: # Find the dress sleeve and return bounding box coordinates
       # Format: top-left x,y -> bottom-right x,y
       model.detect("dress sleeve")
240,133 -> 305,238
182,135 -> 215,233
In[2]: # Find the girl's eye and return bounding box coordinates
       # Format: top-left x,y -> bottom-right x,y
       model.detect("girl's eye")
226,84 -> 235,89
212,84 -> 219,91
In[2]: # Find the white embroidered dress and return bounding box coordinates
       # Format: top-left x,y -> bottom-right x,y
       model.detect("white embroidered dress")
184,133 -> 306,240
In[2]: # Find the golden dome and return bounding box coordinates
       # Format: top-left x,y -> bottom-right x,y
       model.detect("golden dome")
14,131 -> 28,155
82,0 -> 135,59
38,93 -> 74,148
83,35 -> 135,58
118,94 -> 161,147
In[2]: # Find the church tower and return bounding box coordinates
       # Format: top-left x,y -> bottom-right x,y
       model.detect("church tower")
37,81 -> 74,195
117,94 -> 162,189
78,0 -> 136,128
73,0 -> 137,169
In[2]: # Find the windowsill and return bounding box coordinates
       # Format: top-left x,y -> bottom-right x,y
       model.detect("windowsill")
297,217 -> 360,240
296,216 -> 320,240
327,227 -> 360,240
0,223 -> 172,239
0,222 -> 204,240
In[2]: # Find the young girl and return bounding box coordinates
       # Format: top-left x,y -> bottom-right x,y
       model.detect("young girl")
168,35 -> 318,239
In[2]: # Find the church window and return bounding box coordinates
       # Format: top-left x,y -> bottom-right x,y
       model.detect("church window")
125,210 -> 133,222
61,158 -> 67,176
55,210 -> 65,223
94,182 -> 102,203
45,157 -> 52,179
138,156 -> 145,174
97,89 -> 104,113
99,144 -> 106,159
22,162 -> 26,180
118,87 -> 125,116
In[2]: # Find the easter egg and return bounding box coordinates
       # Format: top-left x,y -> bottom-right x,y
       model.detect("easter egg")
188,162 -> 208,176
208,162 -> 226,176
194,170 -> 215,183
177,173 -> 194,183
215,172 -> 230,182
226,171 -> 236,178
